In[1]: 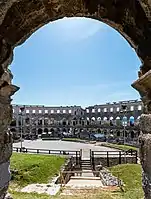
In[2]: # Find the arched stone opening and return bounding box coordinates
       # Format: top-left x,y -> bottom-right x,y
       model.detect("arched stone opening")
44,128 -> 48,133
44,118 -> 49,125
117,131 -> 121,137
130,130 -> 135,139
38,128 -> 43,135
38,118 -> 43,125
10,119 -> 16,127
50,128 -> 55,133
109,116 -> 114,126
103,117 -> 108,124
0,1 -> 151,198
115,116 -> 121,126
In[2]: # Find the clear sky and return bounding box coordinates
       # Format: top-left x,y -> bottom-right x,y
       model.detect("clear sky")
10,17 -> 141,108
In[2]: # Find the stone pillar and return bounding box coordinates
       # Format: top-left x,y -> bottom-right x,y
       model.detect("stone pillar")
42,117 -> 44,131
139,115 -> 151,198
132,69 -> 151,199
0,84 -> 18,198
0,39 -> 18,198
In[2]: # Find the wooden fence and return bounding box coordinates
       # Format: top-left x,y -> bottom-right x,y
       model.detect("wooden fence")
13,147 -> 82,164
90,149 -> 138,168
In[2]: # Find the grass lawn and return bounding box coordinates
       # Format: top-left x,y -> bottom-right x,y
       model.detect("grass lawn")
10,153 -> 143,199
11,191 -> 50,199
109,164 -> 143,199
11,192 -> 114,199
10,153 -> 65,187
62,138 -> 86,142
101,143 -> 137,151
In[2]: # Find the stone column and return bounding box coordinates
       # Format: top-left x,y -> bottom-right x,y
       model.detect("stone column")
0,39 -> 18,198
132,69 -> 151,199
0,82 -> 18,198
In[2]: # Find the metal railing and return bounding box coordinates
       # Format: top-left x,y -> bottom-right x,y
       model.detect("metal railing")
13,146 -> 81,156
90,150 -> 138,168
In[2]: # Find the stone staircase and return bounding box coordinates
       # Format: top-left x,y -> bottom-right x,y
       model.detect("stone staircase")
81,159 -> 92,170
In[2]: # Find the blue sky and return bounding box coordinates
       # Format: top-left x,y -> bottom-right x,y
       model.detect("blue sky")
10,17 -> 141,107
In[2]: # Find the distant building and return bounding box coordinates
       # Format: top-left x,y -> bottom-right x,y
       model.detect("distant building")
10,99 -> 142,140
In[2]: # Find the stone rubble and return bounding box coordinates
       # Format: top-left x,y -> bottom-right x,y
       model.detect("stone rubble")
100,168 -> 123,186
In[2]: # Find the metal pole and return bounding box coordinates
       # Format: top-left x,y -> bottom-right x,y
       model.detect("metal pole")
123,111 -> 126,163
123,112 -> 126,146
20,106 -> 25,152
20,112 -> 23,152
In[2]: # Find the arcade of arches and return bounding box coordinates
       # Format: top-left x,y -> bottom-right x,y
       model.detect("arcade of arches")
1,0 -> 151,198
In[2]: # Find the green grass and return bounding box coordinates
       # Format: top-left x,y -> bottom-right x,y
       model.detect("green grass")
11,191 -> 50,199
11,191 -> 115,199
102,143 -> 137,151
62,138 -> 86,142
10,154 -> 143,199
109,164 -> 144,199
10,153 -> 65,187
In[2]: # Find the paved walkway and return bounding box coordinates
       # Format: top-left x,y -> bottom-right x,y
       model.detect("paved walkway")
65,178 -> 103,188
64,149 -> 103,189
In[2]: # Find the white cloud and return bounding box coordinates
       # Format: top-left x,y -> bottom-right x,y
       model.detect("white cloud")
49,17 -> 106,43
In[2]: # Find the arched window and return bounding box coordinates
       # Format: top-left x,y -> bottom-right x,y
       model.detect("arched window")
130,131 -> 135,138
92,109 -> 95,113
44,128 -> 48,133
110,107 -> 113,112
104,108 -> 107,112
38,128 -> 43,134
116,116 -> 121,126
130,106 -> 134,111
91,117 -> 95,121
97,117 -> 101,121
103,117 -> 107,121
98,108 -> 101,112
110,116 -> 114,120
138,105 -> 142,111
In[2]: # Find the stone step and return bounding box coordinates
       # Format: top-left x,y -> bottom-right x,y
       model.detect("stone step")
81,162 -> 91,165
70,176 -> 101,180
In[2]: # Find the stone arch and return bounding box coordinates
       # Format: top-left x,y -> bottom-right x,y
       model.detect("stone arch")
50,128 -> 55,133
10,128 -> 16,133
97,117 -> 101,121
117,131 -> 121,137
130,130 -> 135,139
109,116 -> 114,120
1,1 -> 151,197
10,119 -> 16,126
97,117 -> 101,125
38,128 -> 43,134
44,118 -> 49,125
44,128 -> 48,133
25,117 -> 30,124
91,117 -> 95,121
38,118 -> 43,125
103,117 -> 108,121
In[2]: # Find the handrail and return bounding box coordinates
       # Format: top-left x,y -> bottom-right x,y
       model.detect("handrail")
13,147 -> 81,156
